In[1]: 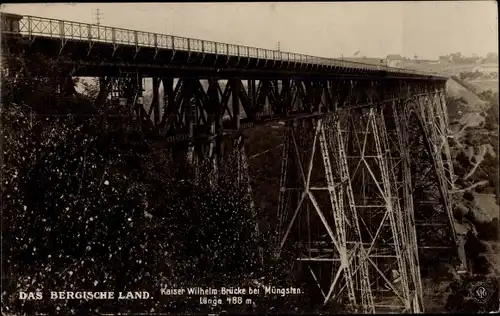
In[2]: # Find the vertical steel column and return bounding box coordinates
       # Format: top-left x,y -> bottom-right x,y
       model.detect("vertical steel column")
276,122 -> 292,253
435,90 -> 457,189
343,103 -> 416,313
416,93 -> 458,248
162,77 -> 174,122
328,114 -> 374,313
208,79 -> 222,133
151,76 -> 160,125
95,76 -> 112,106
248,79 -> 256,117
372,107 -> 413,311
231,79 -> 241,130
317,118 -> 357,309
282,79 -> 291,115
206,79 -> 221,188
277,115 -> 377,313
179,79 -> 197,180
391,100 -> 424,311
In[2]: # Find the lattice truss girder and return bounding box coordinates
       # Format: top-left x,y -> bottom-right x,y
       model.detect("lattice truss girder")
276,82 -> 457,313
91,76 -> 410,138
93,74 -> 257,187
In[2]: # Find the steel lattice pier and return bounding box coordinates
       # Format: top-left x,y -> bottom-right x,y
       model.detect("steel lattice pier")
2,12 -> 465,314
276,87 -> 462,313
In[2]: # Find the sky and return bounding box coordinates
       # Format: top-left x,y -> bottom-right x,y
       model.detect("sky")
1,2 -> 498,60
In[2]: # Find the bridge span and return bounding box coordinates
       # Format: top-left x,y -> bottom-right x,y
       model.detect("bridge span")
2,12 -> 465,314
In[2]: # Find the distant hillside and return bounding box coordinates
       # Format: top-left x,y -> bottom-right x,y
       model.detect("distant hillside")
468,79 -> 498,93
429,75 -> 498,245
446,77 -> 488,112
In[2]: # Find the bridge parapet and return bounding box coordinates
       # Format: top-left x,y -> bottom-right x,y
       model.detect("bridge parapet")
1,13 -> 446,79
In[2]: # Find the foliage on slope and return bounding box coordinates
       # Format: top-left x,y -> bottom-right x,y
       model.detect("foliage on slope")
1,54 -> 304,315
443,86 -> 499,313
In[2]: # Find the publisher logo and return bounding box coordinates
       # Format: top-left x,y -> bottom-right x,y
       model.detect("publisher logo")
469,281 -> 493,304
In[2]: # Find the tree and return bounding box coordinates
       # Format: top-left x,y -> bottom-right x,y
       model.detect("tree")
1,52 -> 278,315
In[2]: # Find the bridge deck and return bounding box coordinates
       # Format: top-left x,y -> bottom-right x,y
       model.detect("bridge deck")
1,13 -> 448,80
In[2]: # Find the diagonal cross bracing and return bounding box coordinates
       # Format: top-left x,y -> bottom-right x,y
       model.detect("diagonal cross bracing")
276,81 -> 460,313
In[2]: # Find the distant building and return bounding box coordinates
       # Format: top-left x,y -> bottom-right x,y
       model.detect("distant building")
386,54 -> 404,68
455,57 -> 480,65
439,55 -> 451,64
449,53 -> 462,62
484,52 -> 498,63
386,54 -> 404,60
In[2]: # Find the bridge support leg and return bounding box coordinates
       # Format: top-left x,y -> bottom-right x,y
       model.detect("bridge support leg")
391,100 -> 424,311
181,79 -> 198,179
277,117 -> 375,313
343,106 -> 421,313
277,101 -> 430,313
207,124 -> 218,189
407,91 -> 465,274
95,76 -> 112,107
151,76 -> 161,126
231,79 -> 241,130
233,134 -> 259,242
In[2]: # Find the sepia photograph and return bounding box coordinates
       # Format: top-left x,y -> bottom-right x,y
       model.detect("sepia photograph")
1,1 -> 499,314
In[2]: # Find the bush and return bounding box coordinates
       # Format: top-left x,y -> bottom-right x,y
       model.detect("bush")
478,218 -> 499,241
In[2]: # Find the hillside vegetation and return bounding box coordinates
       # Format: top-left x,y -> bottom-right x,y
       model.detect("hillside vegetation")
438,78 -> 499,312
1,54 -> 310,315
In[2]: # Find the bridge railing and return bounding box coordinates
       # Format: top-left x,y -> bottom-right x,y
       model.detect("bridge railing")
4,14 -> 441,77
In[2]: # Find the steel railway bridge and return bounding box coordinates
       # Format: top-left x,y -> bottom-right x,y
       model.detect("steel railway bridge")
1,12 -> 467,313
